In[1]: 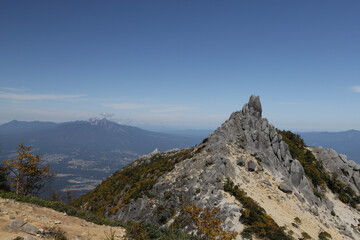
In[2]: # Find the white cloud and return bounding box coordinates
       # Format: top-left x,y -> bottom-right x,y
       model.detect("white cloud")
151,106 -> 195,113
102,103 -> 149,110
0,91 -> 85,100
351,86 -> 360,93
1,87 -> 26,92
103,102 -> 195,113
100,112 -> 115,118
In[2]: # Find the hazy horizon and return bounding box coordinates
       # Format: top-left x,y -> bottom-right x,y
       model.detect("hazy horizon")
1,118 -> 359,134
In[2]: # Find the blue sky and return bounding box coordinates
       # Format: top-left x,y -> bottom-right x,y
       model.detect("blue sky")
0,1 -> 359,131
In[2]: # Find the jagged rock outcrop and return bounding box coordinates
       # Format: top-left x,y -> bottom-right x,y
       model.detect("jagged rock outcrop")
205,95 -> 317,204
311,146 -> 360,195
78,95 -> 360,240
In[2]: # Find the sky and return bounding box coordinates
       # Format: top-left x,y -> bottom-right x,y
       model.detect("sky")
0,1 -> 359,132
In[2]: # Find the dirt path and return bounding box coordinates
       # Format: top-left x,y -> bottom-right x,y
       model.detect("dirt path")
0,198 -> 126,240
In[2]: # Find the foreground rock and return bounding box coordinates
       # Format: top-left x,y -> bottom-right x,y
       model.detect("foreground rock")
4,219 -> 39,235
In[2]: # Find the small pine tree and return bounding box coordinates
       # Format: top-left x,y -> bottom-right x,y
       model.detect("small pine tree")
65,188 -> 73,204
51,188 -> 60,202
3,143 -> 54,195
0,164 -> 10,191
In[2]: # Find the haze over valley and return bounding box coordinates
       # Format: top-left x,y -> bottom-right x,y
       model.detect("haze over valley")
0,118 -> 203,197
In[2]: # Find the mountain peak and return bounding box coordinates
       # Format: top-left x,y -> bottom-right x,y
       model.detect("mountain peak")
248,94 -> 262,116
241,94 -> 262,118
87,118 -> 112,126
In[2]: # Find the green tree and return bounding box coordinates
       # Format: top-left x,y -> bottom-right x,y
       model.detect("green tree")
3,143 -> 54,195
65,188 -> 73,204
0,163 -> 10,191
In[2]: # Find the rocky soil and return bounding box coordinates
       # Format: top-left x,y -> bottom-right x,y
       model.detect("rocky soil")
0,198 -> 125,240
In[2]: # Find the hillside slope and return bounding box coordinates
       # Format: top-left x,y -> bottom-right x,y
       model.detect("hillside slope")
0,197 -> 125,240
74,95 -> 360,240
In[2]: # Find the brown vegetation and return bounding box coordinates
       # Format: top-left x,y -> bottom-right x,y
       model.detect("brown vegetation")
2,143 -> 54,195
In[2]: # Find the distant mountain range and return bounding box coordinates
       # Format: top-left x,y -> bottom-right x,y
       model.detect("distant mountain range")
0,119 -> 204,197
299,130 -> 360,163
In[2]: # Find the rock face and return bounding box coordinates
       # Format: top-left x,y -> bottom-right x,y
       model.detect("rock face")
205,94 -> 316,204
84,95 -> 360,240
311,146 -> 360,194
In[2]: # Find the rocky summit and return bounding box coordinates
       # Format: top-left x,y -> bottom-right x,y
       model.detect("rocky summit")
75,95 -> 360,240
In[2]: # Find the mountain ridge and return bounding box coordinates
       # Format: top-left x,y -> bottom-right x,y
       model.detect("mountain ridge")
74,95 -> 360,239
299,130 -> 360,164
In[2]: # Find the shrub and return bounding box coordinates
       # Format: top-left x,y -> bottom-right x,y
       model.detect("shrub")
163,191 -> 172,200
183,203 -> 238,240
103,228 -> 116,240
205,161 -> 214,167
294,217 -> 301,224
43,226 -> 67,240
318,231 -> 332,240
301,231 -> 311,239
241,227 -> 253,239
124,221 -> 198,240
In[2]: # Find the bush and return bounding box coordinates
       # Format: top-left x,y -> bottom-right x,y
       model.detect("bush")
301,231 -> 311,239
318,231 -> 332,240
205,161 -> 214,167
294,217 -> 301,224
241,227 -> 253,239
183,203 -> 238,240
124,221 -> 198,240
43,226 -> 67,240
103,228 -> 116,240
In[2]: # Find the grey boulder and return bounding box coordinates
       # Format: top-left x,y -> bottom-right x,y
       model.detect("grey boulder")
4,219 -> 39,236
278,182 -> 293,194
237,157 -> 245,166
247,160 -> 256,172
